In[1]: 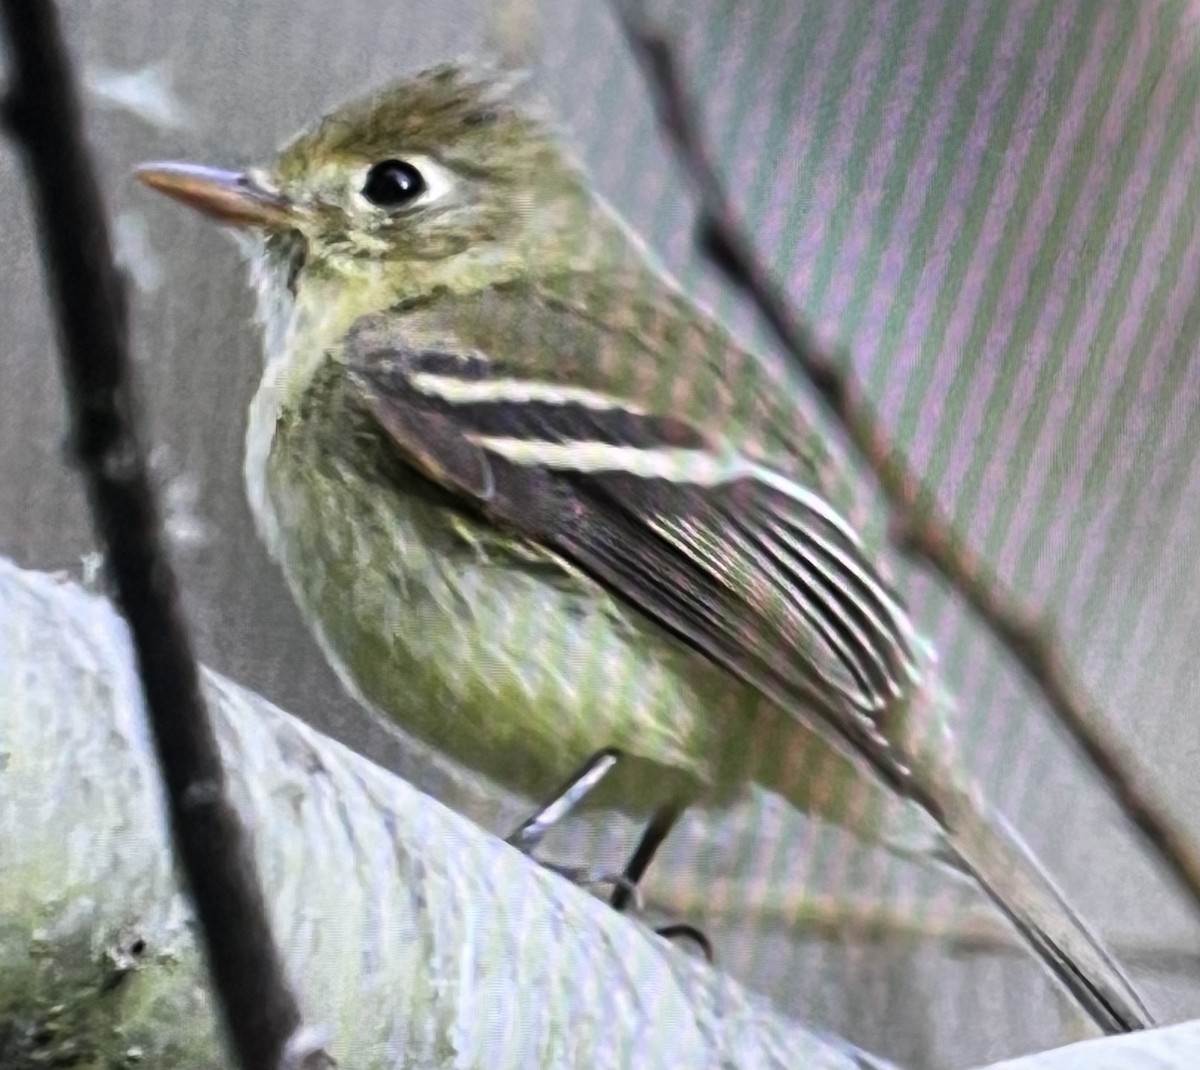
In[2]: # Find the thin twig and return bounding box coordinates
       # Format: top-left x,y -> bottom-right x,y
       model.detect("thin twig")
613,5 -> 1200,920
0,5 -> 323,1069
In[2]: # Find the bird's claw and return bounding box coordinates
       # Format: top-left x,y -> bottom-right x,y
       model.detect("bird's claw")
653,922 -> 714,961
532,858 -> 646,913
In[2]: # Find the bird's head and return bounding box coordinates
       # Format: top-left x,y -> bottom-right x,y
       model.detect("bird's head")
138,64 -> 617,296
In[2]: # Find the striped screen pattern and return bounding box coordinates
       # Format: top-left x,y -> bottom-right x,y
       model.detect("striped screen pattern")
537,1 -> 1200,1062
23,1 -> 1197,1065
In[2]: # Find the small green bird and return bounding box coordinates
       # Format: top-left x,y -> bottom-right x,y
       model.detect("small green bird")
138,64 -> 1147,1032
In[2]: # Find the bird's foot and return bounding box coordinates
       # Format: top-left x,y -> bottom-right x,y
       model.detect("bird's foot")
506,753 -> 713,960
526,855 -> 712,960
503,750 -> 647,909
653,922 -> 714,961
528,856 -> 646,913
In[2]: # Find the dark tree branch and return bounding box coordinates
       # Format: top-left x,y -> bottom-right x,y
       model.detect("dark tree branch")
613,5 -> 1200,920
0,4 -> 323,1068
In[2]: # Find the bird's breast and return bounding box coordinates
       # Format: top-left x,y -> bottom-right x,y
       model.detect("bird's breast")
249,366 -> 737,808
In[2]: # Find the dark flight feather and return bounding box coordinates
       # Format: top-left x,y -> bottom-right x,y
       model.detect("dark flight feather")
345,322 -> 920,792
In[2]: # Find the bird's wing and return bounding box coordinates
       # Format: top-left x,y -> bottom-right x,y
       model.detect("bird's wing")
342,295 -> 920,792
342,297 -> 1154,1034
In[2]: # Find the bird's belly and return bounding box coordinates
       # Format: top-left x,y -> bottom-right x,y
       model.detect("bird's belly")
258,443 -> 745,813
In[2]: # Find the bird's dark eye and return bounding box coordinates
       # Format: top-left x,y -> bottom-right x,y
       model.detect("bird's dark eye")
361,159 -> 427,208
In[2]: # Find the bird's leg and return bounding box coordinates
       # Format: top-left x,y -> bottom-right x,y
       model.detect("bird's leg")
507,758 -> 713,958
505,747 -> 622,854
610,800 -> 714,961
609,800 -> 684,910
504,748 -> 642,901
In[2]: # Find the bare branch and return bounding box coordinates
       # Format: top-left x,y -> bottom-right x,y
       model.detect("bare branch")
0,5 -> 317,1068
2,555 -> 1196,1069
612,4 -> 1200,921
0,557 -> 895,1070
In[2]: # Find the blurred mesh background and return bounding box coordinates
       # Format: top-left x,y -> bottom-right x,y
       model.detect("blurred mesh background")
2,0 -> 1200,1066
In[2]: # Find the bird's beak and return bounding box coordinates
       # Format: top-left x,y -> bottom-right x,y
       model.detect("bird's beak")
135,162 -> 296,230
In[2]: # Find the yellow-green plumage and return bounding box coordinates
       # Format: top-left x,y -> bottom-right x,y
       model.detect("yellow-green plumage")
139,63 -> 1150,1033
240,67 -> 913,829
261,270 -> 895,826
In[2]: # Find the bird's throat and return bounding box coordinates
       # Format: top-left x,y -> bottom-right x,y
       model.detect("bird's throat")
241,234 -> 393,556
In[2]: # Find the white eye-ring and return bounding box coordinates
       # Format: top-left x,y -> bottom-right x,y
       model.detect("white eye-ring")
354,154 -> 453,211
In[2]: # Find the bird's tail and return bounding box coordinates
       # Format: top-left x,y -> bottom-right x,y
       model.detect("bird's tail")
931,776 -> 1151,1034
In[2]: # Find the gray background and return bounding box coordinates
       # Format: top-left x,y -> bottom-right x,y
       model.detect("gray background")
2,1 -> 1199,1067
